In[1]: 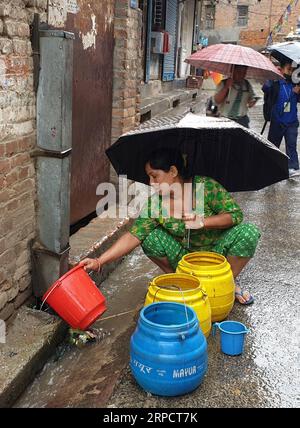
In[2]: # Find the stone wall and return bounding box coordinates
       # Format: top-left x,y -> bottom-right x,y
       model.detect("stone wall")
111,0 -> 142,146
0,0 -> 47,321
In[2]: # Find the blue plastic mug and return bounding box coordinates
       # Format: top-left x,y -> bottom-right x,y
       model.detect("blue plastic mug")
212,321 -> 249,356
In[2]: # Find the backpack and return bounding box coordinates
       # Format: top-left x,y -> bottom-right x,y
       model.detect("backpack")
263,80 -> 280,122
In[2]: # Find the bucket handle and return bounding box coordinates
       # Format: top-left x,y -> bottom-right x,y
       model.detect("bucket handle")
40,267 -> 99,312
40,280 -> 62,312
212,322 -> 250,336
151,278 -> 207,298
212,322 -> 220,337
186,272 -> 207,296
153,285 -> 190,332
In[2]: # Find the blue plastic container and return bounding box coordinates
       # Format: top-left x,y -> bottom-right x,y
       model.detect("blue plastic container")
213,321 -> 249,356
130,302 -> 208,396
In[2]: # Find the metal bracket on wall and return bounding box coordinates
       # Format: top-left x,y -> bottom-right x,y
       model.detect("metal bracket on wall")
31,241 -> 71,298
39,30 -> 75,39
30,148 -> 72,159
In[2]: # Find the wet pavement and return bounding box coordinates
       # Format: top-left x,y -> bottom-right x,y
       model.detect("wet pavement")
15,89 -> 300,408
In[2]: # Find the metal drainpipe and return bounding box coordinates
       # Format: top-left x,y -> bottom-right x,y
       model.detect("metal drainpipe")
191,0 -> 197,52
176,1 -> 185,78
31,29 -> 74,298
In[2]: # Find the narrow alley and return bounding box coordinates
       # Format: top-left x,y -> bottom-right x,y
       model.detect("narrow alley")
15,96 -> 300,408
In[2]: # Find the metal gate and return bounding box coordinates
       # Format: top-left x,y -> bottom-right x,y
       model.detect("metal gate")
162,0 -> 178,81
65,0 -> 115,225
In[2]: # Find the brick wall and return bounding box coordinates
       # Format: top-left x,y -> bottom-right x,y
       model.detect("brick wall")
0,0 -> 47,321
201,0 -> 300,49
111,0 -> 142,146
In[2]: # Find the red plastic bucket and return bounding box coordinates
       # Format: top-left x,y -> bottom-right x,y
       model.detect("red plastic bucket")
42,265 -> 107,330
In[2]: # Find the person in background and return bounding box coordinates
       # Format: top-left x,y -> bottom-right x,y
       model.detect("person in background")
214,64 -> 258,128
262,60 -> 300,178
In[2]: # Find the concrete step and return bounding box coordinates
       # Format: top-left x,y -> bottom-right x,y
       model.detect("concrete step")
0,306 -> 66,407
141,88 -> 200,120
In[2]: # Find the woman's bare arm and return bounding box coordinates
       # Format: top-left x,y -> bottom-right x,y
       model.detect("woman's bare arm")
80,232 -> 141,271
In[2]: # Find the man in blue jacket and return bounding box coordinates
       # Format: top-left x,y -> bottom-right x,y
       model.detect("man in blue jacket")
262,61 -> 300,177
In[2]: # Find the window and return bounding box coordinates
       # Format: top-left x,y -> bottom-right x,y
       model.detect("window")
237,5 -> 248,27
152,0 -> 165,30
205,5 -> 215,30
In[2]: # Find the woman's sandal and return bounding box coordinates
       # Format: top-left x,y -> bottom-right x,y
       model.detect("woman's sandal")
235,290 -> 254,305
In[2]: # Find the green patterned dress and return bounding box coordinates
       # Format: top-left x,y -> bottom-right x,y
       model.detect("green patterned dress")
130,176 -> 260,270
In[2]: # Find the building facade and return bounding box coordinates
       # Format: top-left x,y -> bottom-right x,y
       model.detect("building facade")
199,0 -> 300,50
0,1 -> 208,322
139,0 -> 200,82
0,0 -> 142,321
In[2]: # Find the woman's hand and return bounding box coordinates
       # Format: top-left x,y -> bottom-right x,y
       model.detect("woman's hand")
248,97 -> 258,108
79,258 -> 102,272
225,78 -> 233,89
183,213 -> 204,230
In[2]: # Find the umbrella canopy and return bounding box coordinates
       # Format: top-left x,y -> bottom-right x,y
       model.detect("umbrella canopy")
186,44 -> 283,82
106,113 -> 288,192
267,41 -> 300,65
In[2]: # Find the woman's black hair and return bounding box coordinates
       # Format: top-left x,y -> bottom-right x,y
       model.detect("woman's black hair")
146,148 -> 190,179
280,60 -> 292,68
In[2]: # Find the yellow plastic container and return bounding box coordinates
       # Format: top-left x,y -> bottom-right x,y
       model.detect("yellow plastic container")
145,273 -> 212,337
177,252 -> 235,322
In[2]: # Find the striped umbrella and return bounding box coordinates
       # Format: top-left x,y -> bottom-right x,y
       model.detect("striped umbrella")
186,44 -> 283,81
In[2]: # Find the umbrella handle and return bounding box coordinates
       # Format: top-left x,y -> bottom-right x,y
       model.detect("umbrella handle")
261,121 -> 268,135
225,64 -> 234,104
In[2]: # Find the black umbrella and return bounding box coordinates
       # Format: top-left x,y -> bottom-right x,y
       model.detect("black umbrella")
267,41 -> 300,65
106,113 -> 288,192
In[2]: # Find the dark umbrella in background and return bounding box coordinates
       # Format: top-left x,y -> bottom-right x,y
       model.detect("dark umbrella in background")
267,41 -> 300,65
106,113 -> 289,193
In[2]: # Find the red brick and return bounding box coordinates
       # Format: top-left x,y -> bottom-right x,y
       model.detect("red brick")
18,273 -> 31,292
122,117 -> 136,127
5,140 -> 19,156
0,282 -> 11,293
0,302 -> 14,321
10,153 -> 30,168
0,249 -> 15,266
0,189 -> 10,204
6,199 -> 20,212
0,158 -> 10,175
13,286 -> 33,309
5,169 -> 18,186
0,237 -> 5,253
18,134 -> 35,151
0,270 -> 6,285
18,165 -> 30,180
